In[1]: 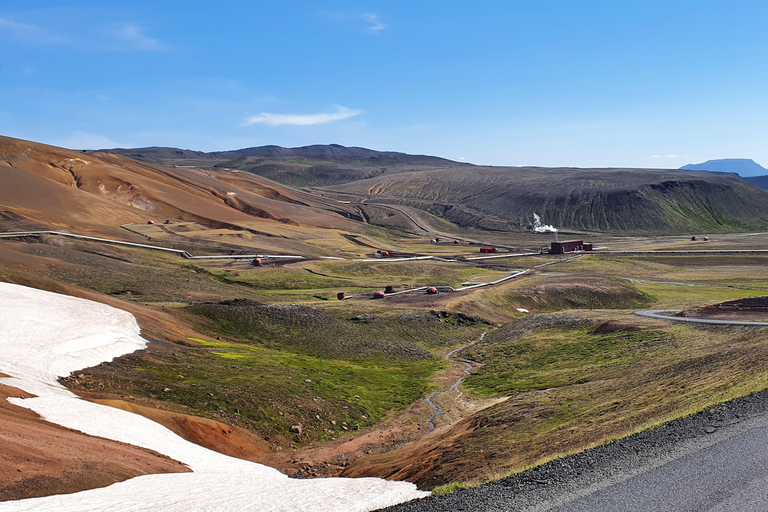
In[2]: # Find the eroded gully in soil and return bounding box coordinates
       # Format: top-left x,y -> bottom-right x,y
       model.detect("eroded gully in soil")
424,330 -> 489,434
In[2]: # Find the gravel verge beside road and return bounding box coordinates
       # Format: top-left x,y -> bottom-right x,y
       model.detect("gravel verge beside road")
380,386 -> 768,511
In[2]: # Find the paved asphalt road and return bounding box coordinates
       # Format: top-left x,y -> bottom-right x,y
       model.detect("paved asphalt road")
545,417 -> 768,512
634,309 -> 768,326
384,400 -> 768,512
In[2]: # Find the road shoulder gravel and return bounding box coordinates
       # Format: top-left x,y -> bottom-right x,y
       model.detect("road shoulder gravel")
379,386 -> 768,511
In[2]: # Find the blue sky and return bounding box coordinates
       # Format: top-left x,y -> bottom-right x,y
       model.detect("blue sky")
2,1 -> 768,169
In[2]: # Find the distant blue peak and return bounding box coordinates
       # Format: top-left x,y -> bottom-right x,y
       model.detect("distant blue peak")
680,158 -> 767,177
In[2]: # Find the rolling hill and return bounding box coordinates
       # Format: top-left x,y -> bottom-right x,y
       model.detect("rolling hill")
324,166 -> 768,234
0,136 -> 373,244
99,143 -> 768,235
101,144 -> 468,188
7,136 -> 768,237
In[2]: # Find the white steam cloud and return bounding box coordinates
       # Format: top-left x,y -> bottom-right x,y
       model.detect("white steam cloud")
533,213 -> 557,233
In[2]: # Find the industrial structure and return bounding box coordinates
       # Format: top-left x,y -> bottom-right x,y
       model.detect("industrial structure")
550,240 -> 592,254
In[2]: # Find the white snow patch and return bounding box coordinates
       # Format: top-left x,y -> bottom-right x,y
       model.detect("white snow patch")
0,282 -> 428,511
516,308 -> 529,313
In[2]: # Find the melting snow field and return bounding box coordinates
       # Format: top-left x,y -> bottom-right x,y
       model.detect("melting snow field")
0,282 -> 428,511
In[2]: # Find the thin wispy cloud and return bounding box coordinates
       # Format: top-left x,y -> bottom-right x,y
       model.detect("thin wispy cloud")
317,11 -> 387,35
362,13 -> 387,34
243,105 -> 362,126
52,132 -> 125,150
0,17 -> 64,44
110,24 -> 171,51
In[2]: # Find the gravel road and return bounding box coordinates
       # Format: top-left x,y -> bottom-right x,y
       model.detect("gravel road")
635,309 -> 768,326
379,387 -> 768,511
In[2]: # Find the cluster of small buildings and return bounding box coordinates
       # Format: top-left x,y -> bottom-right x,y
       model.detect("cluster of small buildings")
549,240 -> 593,254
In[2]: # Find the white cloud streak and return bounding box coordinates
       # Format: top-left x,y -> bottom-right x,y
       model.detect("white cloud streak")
111,23 -> 171,51
51,132 -> 125,150
362,13 -> 387,34
0,17 -> 64,44
243,105 -> 362,126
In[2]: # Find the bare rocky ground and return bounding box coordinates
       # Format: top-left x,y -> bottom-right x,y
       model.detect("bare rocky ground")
379,387 -> 768,511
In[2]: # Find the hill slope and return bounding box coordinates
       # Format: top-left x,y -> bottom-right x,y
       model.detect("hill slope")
0,135 -> 371,245
325,166 -> 768,234
101,144 -> 468,187
53,138 -> 768,235
681,158 -> 767,177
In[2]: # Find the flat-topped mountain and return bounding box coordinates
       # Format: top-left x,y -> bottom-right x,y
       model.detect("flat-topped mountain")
681,158 -> 767,177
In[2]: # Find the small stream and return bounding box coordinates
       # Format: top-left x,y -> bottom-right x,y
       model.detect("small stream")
424,330 -> 489,434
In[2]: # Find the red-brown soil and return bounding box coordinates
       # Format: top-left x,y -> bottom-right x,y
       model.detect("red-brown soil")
0,135 -> 365,239
340,415 -> 480,486
89,398 -> 272,463
0,382 -> 190,501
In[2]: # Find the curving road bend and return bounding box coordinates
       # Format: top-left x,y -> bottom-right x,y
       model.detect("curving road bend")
634,309 -> 768,326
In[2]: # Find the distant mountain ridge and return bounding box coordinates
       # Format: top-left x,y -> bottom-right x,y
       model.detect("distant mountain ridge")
93,140 -> 768,234
97,144 -> 467,188
681,158 -> 767,177
100,144 -> 463,167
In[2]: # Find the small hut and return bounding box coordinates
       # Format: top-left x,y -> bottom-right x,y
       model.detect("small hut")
373,291 -> 386,299
426,287 -> 439,295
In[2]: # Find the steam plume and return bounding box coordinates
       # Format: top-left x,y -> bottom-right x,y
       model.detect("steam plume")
533,213 -> 557,233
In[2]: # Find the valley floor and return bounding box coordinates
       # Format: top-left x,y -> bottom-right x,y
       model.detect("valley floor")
0,282 -> 426,511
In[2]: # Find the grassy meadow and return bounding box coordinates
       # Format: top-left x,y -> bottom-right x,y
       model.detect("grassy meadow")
6,232 -> 768,487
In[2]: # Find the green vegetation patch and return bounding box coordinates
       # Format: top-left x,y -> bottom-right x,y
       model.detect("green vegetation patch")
464,319 -> 669,396
188,300 -> 484,356
76,301 -> 485,443
208,268 -> 356,290
417,316 -> 768,489
432,482 -> 463,495
491,276 -> 653,313
69,333 -> 445,444
315,260 -> 508,286
634,282 -> 768,309
146,339 -> 442,442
